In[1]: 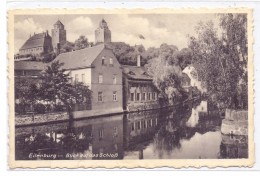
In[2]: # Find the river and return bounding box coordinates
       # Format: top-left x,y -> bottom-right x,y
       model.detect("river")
15,100 -> 248,160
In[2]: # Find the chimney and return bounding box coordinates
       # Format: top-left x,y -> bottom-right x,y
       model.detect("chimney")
137,55 -> 141,67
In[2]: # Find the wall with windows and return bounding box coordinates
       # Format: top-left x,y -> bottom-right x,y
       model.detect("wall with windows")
91,48 -> 123,112
123,78 -> 160,112
69,68 -> 92,89
124,111 -> 160,149
91,114 -> 124,159
19,46 -> 44,56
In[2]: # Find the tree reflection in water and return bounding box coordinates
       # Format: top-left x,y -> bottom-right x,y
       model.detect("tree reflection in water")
15,100 -> 248,160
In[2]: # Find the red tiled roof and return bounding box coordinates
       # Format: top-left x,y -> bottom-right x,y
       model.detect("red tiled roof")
20,32 -> 51,50
14,61 -> 47,70
52,44 -> 105,70
122,65 -> 152,81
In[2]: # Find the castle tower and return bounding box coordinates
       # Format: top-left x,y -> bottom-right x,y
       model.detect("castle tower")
95,19 -> 111,44
51,20 -> 66,54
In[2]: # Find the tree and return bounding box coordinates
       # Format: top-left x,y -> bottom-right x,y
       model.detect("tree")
106,42 -> 137,65
74,35 -> 89,50
145,56 -> 183,104
188,15 -> 248,110
60,41 -> 74,53
15,79 -> 40,114
40,61 -> 92,119
175,48 -> 192,70
41,51 -> 57,63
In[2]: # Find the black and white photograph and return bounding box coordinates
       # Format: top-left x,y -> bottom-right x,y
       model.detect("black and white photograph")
9,9 -> 254,168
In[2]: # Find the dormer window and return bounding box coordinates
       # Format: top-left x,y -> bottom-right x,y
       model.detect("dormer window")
129,71 -> 135,75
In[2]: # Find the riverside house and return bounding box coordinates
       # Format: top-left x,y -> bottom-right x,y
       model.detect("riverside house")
14,61 -> 46,83
53,44 -> 123,118
122,55 -> 160,112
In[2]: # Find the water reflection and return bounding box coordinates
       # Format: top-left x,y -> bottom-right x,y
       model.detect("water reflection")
15,100 -> 248,160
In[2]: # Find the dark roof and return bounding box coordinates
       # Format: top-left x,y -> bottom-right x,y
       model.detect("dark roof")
52,44 -> 105,70
54,20 -> 64,26
122,65 -> 152,81
14,61 -> 47,70
20,32 -> 51,50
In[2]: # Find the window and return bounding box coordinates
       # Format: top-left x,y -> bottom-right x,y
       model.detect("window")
113,75 -> 117,84
144,120 -> 147,128
98,74 -> 103,83
75,74 -> 79,83
148,92 -> 151,100
82,74 -> 85,83
152,92 -> 156,100
113,91 -> 117,101
102,57 -> 105,65
142,92 -> 146,101
148,119 -> 151,127
98,92 -> 103,102
129,71 -> 135,75
142,121 -> 145,128
137,121 -> 141,130
131,123 -> 135,131
109,58 -> 113,65
99,129 -> 104,139
113,127 -> 118,137
130,93 -> 134,101
136,93 -> 140,101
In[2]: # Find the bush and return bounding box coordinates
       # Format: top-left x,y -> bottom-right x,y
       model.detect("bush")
15,103 -> 26,115
55,104 -> 65,112
34,103 -> 46,114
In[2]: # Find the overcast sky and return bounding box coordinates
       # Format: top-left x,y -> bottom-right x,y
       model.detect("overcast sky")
14,14 -> 220,53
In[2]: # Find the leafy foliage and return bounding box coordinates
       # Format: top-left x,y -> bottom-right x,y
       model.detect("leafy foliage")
106,42 -> 140,66
60,41 -> 75,53
41,51 -> 57,63
188,14 -> 248,110
39,61 -> 92,118
145,56 -> 183,104
74,35 -> 90,50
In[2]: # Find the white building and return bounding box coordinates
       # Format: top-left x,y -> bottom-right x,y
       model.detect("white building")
182,65 -> 207,93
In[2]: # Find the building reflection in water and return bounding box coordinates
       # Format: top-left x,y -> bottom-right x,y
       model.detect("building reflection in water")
220,134 -> 248,159
15,100 -> 248,160
186,101 -> 208,127
123,110 -> 161,159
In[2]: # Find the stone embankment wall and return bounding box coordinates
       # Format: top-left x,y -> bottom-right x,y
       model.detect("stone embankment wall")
15,112 -> 69,126
127,101 -> 160,112
221,109 -> 248,135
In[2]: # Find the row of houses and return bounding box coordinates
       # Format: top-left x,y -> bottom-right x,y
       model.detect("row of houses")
14,19 -> 205,118
15,43 -> 161,118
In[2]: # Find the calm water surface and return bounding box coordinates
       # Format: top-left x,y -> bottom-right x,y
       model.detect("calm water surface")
15,100 -> 248,160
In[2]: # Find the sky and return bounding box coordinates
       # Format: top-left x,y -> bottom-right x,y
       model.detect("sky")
14,14 -> 220,53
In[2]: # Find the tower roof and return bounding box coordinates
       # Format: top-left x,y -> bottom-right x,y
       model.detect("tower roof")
54,20 -> 64,26
99,18 -> 108,29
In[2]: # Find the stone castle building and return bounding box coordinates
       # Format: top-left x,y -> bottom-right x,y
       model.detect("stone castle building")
95,19 -> 111,44
16,20 -> 67,60
18,31 -> 52,57
51,20 -> 67,54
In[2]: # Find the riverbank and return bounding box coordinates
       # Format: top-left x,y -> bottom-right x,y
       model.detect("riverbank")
221,109 -> 248,135
15,97 -> 202,127
15,112 -> 69,127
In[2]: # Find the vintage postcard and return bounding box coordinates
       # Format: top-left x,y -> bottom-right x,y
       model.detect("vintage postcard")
8,8 -> 254,168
